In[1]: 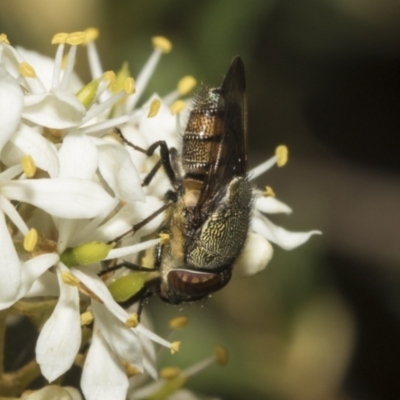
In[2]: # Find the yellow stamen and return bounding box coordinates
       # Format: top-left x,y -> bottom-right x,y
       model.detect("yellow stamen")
275,145 -> 288,167
215,346 -> 228,366
61,272 -> 80,287
19,62 -> 36,78
121,360 -> 141,377
21,155 -> 36,177
170,341 -> 181,355
178,76 -> 197,95
0,33 -> 10,44
169,315 -> 189,330
160,367 -> 181,380
66,31 -> 86,46
84,27 -> 99,44
159,233 -> 170,245
24,228 -> 38,252
124,77 -> 135,95
125,313 -> 139,328
148,99 -> 161,118
152,36 -> 172,53
263,186 -> 275,197
170,100 -> 185,115
80,311 -> 94,326
104,70 -> 117,92
51,32 -> 68,44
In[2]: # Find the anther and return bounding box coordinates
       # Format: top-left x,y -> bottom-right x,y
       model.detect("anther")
170,341 -> 181,354
125,313 -> 139,328
160,367 -> 181,380
61,272 -> 80,286
19,62 -> 36,78
275,145 -> 288,167
124,77 -> 135,95
80,311 -> 94,326
177,76 -> 197,95
104,70 -> 117,91
215,346 -> 228,366
169,315 -> 189,330
122,360 -> 141,377
152,36 -> 172,53
66,31 -> 86,46
148,99 -> 161,118
263,186 -> 275,197
51,32 -> 68,44
24,228 -> 38,252
21,155 -> 36,177
0,33 -> 10,44
170,100 -> 185,115
84,28 -> 99,44
159,233 -> 170,245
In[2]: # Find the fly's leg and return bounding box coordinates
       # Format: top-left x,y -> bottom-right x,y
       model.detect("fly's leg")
115,128 -> 180,188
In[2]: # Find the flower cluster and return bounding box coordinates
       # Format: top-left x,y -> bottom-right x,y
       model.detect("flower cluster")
0,29 -> 319,399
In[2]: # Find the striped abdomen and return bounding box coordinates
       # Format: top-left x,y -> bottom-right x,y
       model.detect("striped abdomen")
182,89 -> 225,191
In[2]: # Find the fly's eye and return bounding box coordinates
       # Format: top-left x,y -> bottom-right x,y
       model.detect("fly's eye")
167,269 -> 231,300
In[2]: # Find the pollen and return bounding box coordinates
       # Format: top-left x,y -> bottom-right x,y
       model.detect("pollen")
152,36 -> 172,53
148,99 -> 161,118
275,145 -> 288,167
170,341 -> 181,355
66,31 -> 86,46
215,346 -> 228,366
23,228 -> 38,252
51,32 -> 68,44
80,311 -> 94,326
178,76 -> 197,95
159,232 -> 170,245
263,186 -> 276,197
169,315 -> 189,330
125,312 -> 139,328
160,367 -> 181,380
0,33 -> 10,44
21,155 -> 36,177
61,272 -> 80,287
170,100 -> 186,115
19,62 -> 36,78
104,70 -> 117,91
84,27 -> 99,44
124,77 -> 136,95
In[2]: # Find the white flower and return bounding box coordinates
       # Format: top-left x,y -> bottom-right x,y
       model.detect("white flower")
0,28 -> 320,400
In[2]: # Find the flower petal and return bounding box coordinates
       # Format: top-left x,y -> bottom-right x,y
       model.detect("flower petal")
81,325 -> 129,400
2,178 -> 118,218
26,270 -> 60,298
252,214 -> 321,250
22,90 -> 86,129
2,123 -> 60,177
255,196 -> 292,214
233,232 -> 273,278
0,208 -> 20,304
36,264 -> 81,382
92,301 -> 143,369
97,143 -> 145,203
58,131 -> 98,179
0,66 -> 24,153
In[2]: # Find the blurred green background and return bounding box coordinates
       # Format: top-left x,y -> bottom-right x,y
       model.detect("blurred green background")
2,1 -> 400,399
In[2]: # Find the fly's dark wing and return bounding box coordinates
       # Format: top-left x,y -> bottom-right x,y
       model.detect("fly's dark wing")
195,56 -> 247,215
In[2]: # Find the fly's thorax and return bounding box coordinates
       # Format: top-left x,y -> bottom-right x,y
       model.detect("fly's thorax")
185,177 -> 252,270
